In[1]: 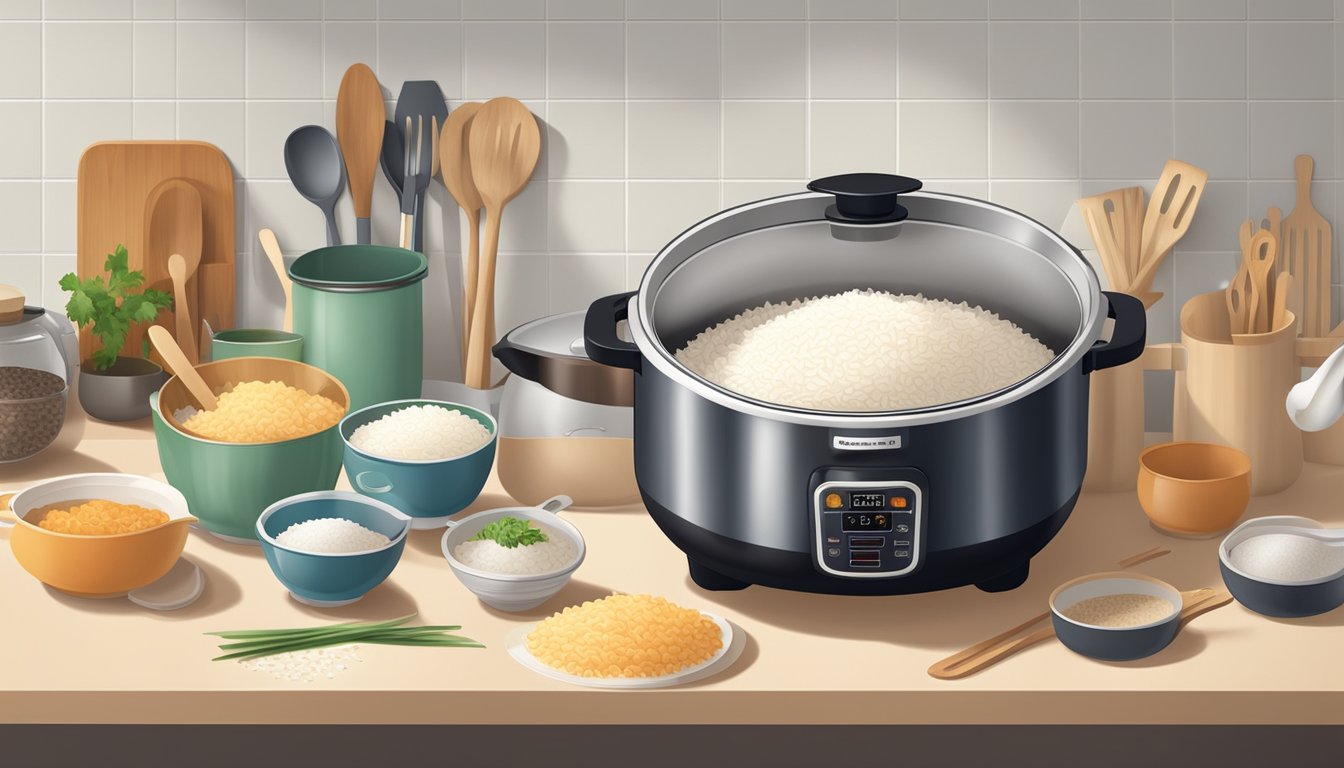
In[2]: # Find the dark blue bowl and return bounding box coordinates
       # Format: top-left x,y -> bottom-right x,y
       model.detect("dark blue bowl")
1218,516 -> 1344,619
257,491 -> 411,607
1050,573 -> 1182,662
340,399 -> 497,528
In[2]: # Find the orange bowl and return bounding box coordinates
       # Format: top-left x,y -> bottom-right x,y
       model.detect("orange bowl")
3,473 -> 195,597
1137,442 -> 1251,537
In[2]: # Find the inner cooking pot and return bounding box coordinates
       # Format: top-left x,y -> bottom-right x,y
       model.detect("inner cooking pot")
583,173 -> 1145,597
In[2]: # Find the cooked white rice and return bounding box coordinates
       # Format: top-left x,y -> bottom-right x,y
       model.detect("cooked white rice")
675,289 -> 1055,412
453,522 -> 577,575
275,517 -> 391,553
349,404 -> 492,461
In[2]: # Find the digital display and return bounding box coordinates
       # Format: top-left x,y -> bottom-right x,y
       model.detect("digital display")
849,492 -> 886,510
842,512 -> 893,532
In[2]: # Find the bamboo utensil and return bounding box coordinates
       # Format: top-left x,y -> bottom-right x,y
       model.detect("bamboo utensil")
440,102 -> 484,371
463,98 -> 541,389
1133,160 -> 1208,297
1245,229 -> 1277,334
167,254 -> 197,365
148,325 -> 217,411
257,228 -> 293,333
1281,155 -> 1333,336
1273,272 -> 1293,336
335,63 -> 385,245
144,178 -> 203,363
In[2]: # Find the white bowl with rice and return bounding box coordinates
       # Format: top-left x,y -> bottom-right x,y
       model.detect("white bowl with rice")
440,495 -> 585,612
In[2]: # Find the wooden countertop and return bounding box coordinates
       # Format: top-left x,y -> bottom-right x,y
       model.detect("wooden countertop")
2,421 -> 1342,725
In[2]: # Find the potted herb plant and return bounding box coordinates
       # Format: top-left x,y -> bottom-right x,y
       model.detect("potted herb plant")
60,245 -> 174,421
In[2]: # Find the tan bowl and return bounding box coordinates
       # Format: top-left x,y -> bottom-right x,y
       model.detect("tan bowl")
158,356 -> 350,437
1137,441 -> 1251,537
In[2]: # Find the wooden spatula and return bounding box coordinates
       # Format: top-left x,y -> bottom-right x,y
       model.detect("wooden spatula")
336,63 -> 385,245
148,325 -> 217,411
463,97 -> 541,389
1281,155 -> 1332,336
440,102 -> 484,371
1133,160 -> 1208,295
258,228 -> 292,333
1078,192 -> 1130,290
1272,271 -> 1293,331
145,178 -> 203,363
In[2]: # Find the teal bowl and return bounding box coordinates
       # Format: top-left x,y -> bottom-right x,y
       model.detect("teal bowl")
148,357 -> 348,542
340,399 -> 497,529
257,491 -> 411,607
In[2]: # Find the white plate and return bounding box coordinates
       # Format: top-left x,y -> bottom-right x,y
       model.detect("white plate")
505,612 -> 744,690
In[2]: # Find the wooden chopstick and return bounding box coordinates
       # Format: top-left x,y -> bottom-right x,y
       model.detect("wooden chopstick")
1116,546 -> 1171,569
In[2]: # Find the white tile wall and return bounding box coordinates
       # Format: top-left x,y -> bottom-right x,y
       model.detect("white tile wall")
0,0 -> 1340,429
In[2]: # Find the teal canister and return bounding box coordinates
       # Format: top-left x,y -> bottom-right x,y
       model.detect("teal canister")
289,246 -> 427,411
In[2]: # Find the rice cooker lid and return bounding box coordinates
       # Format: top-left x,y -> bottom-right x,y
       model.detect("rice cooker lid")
627,173 -> 1108,427
494,311 -> 634,408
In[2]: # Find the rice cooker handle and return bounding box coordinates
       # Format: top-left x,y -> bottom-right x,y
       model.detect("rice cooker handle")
584,291 -> 642,373
1083,291 -> 1147,374
807,173 -> 923,225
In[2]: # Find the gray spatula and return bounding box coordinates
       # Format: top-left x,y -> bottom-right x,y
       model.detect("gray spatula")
394,81 -> 449,252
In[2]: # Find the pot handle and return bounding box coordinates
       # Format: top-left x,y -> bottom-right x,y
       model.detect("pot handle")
1083,291 -> 1147,374
584,291 -> 641,373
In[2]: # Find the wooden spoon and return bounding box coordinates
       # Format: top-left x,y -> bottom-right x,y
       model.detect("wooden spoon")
145,178 -> 203,362
258,228 -> 293,333
167,254 -> 197,365
440,102 -> 484,371
148,325 -> 217,411
463,98 -> 541,389
336,63 -> 385,245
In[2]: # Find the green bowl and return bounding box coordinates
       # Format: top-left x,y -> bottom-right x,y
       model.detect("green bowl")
211,329 -> 304,361
150,391 -> 344,543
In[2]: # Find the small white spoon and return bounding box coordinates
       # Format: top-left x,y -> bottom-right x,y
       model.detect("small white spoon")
1286,344 -> 1344,431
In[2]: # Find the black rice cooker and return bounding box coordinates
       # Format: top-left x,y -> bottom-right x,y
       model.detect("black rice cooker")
583,173 -> 1145,595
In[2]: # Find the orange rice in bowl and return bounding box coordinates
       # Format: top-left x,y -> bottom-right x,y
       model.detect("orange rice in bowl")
524,594 -> 723,678
177,380 -> 345,443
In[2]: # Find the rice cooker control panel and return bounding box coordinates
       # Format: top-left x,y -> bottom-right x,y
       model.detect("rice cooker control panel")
811,471 -> 924,578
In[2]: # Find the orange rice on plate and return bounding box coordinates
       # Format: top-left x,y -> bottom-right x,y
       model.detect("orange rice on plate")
524,594 -> 723,679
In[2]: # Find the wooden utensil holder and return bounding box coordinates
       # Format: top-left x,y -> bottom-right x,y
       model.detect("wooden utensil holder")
1083,357 -> 1146,492
1147,291 -> 1318,495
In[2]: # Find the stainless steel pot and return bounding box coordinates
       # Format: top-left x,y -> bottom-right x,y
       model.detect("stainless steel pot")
584,173 -> 1145,595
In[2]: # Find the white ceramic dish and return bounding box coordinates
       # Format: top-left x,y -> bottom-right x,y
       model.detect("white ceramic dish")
505,612 -> 743,689
440,495 -> 584,612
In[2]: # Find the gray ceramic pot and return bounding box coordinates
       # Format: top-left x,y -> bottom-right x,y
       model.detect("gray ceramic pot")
78,356 -> 168,421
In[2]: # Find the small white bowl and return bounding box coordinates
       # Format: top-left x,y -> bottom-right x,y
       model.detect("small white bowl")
440,495 -> 584,612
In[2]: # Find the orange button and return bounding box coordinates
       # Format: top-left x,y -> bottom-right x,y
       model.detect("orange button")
825,493 -> 843,509
890,496 -> 908,509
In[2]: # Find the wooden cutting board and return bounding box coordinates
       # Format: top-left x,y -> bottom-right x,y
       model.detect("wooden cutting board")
76,141 -> 235,366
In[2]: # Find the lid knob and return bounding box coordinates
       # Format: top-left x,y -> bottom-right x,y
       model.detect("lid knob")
0,284 -> 25,325
807,173 -> 923,225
